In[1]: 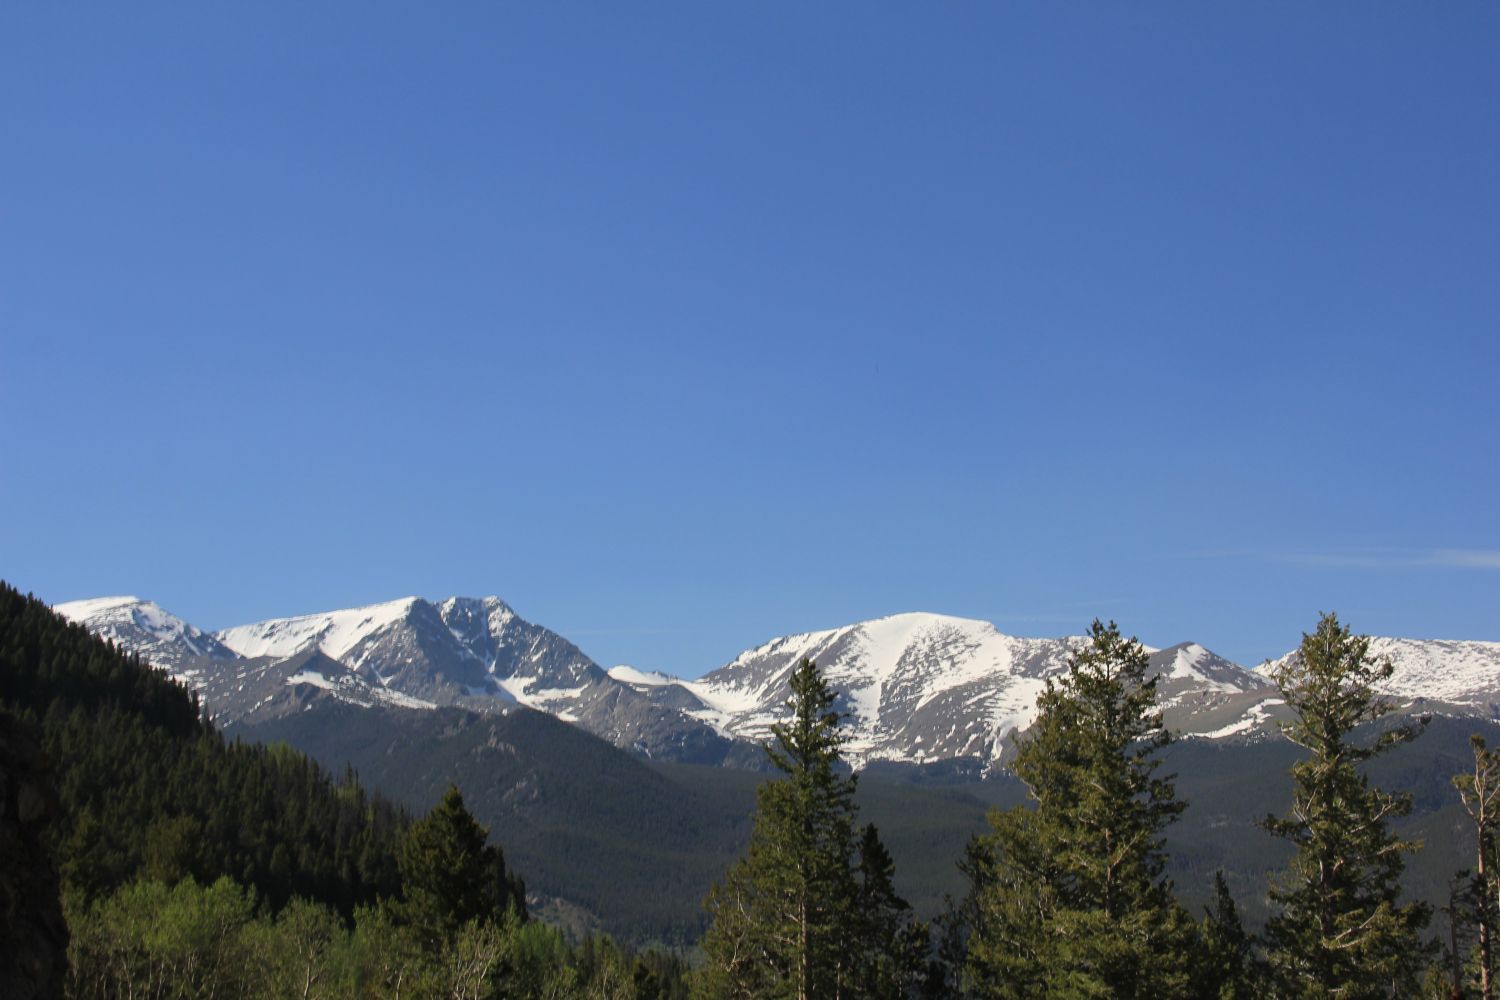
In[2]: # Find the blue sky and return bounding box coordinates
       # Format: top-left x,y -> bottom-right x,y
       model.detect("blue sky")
3,3 -> 1496,676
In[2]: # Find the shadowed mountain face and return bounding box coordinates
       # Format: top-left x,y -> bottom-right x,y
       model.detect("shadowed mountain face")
57,596 -> 1499,769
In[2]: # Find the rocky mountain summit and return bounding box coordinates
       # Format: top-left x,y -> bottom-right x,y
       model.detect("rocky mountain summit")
611,613 -> 1280,765
56,595 -> 741,764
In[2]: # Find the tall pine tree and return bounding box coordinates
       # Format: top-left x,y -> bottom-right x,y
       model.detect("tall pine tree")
1193,871 -> 1256,1000
1262,612 -> 1430,998
1454,736 -> 1500,1000
963,619 -> 1197,999
695,658 -> 925,1000
850,823 -> 942,999
390,784 -> 526,952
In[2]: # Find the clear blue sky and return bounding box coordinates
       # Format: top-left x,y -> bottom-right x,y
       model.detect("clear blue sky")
3,3 -> 1496,676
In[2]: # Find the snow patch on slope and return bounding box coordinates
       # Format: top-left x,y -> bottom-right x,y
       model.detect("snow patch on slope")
1194,698 -> 1285,740
1164,644 -> 1241,693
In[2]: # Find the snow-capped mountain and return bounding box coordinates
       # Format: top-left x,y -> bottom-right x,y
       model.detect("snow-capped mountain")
218,596 -> 499,704
56,593 -> 1499,771
57,593 -> 740,763
434,596 -> 601,709
55,596 -> 239,673
607,613 -> 1278,766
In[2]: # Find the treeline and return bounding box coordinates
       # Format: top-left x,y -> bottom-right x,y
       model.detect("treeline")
0,583 -> 688,999
693,616 -> 1496,999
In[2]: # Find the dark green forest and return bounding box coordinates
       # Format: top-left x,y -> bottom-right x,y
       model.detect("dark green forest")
0,583 -> 688,999
4,581 -> 1499,998
0,582 -> 406,916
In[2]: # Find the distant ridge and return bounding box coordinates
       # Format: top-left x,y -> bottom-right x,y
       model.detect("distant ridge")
58,595 -> 1500,769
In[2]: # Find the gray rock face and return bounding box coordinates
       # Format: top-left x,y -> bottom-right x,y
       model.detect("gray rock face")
436,596 -> 603,695
215,597 -> 496,704
185,648 -> 436,726
429,596 -> 737,761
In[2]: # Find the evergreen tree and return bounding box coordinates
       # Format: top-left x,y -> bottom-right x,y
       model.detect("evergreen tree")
963,619 -> 1197,999
850,823 -> 938,1000
391,784 -> 526,952
695,658 -> 926,1000
1454,735 -> 1500,1000
1194,872 -> 1256,1000
1262,612 -> 1431,999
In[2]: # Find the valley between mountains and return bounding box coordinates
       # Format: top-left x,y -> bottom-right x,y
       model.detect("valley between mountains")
55,592 -> 1500,943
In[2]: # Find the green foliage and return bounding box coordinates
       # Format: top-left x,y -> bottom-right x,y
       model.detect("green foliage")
696,658 -> 860,999
65,877 -> 263,1000
695,658 -> 932,999
1452,735 -> 1500,999
63,876 -> 688,1000
1262,612 -> 1432,999
852,823 -> 945,999
963,620 -> 1198,999
390,783 -> 527,950
0,582 -> 406,916
1193,871 -> 1257,1000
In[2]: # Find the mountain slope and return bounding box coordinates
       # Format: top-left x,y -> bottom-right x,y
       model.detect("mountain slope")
218,596 -> 497,702
5,583 -> 407,916
239,697 -> 997,943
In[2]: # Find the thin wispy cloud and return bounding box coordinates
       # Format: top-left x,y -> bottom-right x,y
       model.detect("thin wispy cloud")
1432,549 -> 1500,569
1186,548 -> 1500,570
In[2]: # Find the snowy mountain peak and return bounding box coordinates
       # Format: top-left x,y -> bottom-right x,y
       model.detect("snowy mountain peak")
673,615 -> 1284,765
608,665 -> 679,687
56,594 -> 144,616
215,596 -> 425,663
1152,642 -> 1268,693
682,612 -> 1085,764
435,596 -> 518,658
54,596 -> 239,669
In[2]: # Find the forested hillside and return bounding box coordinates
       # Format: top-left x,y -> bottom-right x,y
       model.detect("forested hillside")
0,582 -> 407,915
0,583 -> 689,998
244,673 -> 1496,947
247,699 -> 1002,943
